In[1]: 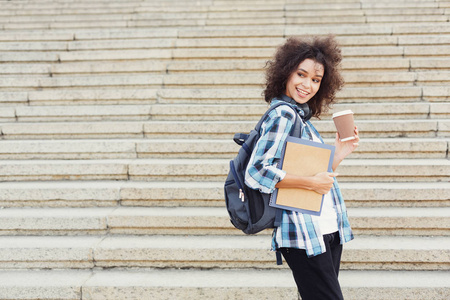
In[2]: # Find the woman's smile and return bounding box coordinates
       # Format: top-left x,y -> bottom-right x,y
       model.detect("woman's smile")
296,87 -> 310,97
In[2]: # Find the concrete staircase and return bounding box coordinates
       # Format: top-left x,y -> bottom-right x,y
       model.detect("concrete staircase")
0,0 -> 449,299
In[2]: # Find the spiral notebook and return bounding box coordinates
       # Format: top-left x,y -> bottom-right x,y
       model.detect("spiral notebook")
269,136 -> 335,216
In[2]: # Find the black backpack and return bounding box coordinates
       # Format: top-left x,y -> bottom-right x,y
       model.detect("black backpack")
224,102 -> 301,235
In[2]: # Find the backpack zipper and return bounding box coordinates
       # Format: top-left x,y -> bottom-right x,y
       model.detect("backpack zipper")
229,161 -> 245,202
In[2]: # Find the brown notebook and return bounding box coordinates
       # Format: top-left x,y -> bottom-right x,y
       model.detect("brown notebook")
269,136 -> 335,215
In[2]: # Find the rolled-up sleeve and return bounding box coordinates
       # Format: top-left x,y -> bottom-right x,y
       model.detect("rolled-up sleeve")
244,105 -> 296,194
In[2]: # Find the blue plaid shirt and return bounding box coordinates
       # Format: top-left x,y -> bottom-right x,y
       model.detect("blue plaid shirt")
245,98 -> 354,257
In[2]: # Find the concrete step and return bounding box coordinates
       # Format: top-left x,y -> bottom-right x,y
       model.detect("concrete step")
0,181 -> 122,208
0,36 -> 409,52
0,0 -> 442,9
125,137 -> 450,159
0,269 -> 448,300
0,75 -> 164,91
1,119 -> 448,139
4,86 -> 447,106
0,89 -> 158,106
0,138 -> 447,160
11,105 -> 154,122
0,52 -> 60,63
392,23 -> 450,35
0,120 -> 146,139
120,206 -> 450,236
348,207 -> 450,236
1,70 -> 445,91
0,23 -> 448,43
1,64 -> 52,75
365,15 -> 449,23
161,71 -> 448,87
50,60 -> 168,75
411,58 -> 450,70
1,44 -> 448,66
0,30 -> 75,42
144,119 -> 448,139
155,86 -> 446,104
0,39 -> 174,52
2,102 -> 448,122
405,45 -> 450,58
363,7 -> 446,16
0,3 -> 445,16
0,207 -> 114,236
0,158 -> 448,182
44,58 -> 414,75
0,139 -> 139,160
183,24 -> 450,38
2,14 -> 448,30
5,15 -> 448,30
165,58 -> 425,73
0,181 -> 447,209
0,206 -> 447,237
0,234 -> 447,270
8,57 -> 439,76
361,1 -> 444,9
1,6 -> 446,22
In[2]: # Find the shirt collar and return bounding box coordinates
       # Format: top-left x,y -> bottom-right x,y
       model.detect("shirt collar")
275,94 -> 311,121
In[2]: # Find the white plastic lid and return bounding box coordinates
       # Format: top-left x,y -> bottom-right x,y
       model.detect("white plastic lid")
332,110 -> 354,118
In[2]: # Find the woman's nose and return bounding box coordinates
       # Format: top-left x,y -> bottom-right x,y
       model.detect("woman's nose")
302,78 -> 311,89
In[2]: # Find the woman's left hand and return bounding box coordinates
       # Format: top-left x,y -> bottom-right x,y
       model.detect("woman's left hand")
332,126 -> 359,171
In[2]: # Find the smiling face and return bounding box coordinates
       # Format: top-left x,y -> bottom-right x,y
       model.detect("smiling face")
285,58 -> 324,104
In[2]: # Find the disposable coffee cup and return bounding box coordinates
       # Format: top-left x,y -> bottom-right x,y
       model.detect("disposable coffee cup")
332,110 -> 356,142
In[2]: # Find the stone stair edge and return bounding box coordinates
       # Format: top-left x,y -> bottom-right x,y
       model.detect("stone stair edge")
1,73 -> 449,92
0,158 -> 448,183
0,86 -> 440,98
0,137 -> 447,160
1,102 -> 449,122
1,205 -> 449,219
0,268 -> 448,300
0,35 -> 449,50
0,179 -> 448,189
0,4 -> 447,17
0,23 -> 449,42
1,86 -> 448,106
0,234 -> 448,271
1,16 -> 449,32
0,206 -> 447,237
1,8 -> 447,20
0,117 -> 448,126
0,136 -> 446,144
1,204 -> 449,213
2,59 -> 450,77
1,119 -> 448,140
0,157 -> 448,164
1,48 -> 449,63
0,8 -> 447,21
0,180 -> 448,208
0,233 -> 448,251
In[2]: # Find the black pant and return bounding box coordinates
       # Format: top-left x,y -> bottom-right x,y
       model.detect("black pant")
280,231 -> 344,300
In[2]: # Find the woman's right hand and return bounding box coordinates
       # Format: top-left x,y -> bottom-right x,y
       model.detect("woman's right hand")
275,172 -> 338,194
311,172 -> 338,194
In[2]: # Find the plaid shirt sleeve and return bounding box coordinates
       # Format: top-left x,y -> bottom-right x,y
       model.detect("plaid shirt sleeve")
244,104 -> 296,194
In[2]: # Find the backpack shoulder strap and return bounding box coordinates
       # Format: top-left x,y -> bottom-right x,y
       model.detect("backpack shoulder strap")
255,102 -> 302,137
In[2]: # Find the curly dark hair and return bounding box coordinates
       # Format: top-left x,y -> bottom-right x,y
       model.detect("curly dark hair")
263,36 -> 344,118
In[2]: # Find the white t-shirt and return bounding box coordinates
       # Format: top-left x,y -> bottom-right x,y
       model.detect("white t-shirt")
310,126 -> 339,235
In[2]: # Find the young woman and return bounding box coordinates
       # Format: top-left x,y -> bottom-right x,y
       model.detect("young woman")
245,36 -> 359,300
